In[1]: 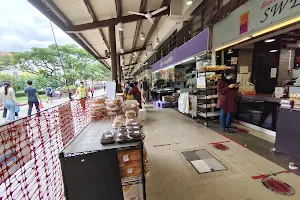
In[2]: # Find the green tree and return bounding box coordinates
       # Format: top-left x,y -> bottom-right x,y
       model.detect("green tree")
0,55 -> 12,70
9,44 -> 111,87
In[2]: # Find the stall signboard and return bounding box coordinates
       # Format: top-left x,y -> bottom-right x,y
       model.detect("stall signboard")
197,73 -> 206,89
240,11 -> 249,34
152,28 -> 209,72
213,0 -> 300,49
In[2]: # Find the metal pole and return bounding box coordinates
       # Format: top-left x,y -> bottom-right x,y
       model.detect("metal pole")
109,25 -> 118,84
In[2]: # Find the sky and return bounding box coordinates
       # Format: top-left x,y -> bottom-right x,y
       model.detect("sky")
0,0 -> 77,52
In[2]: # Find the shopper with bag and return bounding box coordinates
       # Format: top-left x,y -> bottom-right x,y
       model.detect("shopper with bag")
25,80 -> 42,116
76,81 -> 88,109
217,69 -> 239,133
129,82 -> 142,109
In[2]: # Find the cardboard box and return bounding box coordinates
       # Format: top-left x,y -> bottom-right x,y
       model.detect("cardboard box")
162,96 -> 171,102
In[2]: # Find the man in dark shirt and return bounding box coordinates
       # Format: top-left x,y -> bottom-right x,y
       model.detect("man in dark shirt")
25,80 -> 42,116
45,84 -> 53,103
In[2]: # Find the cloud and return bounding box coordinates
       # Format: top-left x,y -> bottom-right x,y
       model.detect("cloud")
0,0 -> 77,52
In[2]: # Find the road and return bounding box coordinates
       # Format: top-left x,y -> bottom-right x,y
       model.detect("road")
0,89 -> 105,125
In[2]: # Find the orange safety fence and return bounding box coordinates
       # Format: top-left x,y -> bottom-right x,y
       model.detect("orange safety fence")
0,100 -> 92,200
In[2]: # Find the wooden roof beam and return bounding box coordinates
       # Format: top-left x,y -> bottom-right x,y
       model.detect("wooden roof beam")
119,46 -> 146,56
65,7 -> 170,33
83,0 -> 110,51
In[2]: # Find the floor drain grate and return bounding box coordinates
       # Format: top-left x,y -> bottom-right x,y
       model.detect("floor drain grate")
182,149 -> 227,174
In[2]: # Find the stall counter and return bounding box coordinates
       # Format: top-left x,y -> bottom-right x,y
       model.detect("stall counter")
237,93 -> 300,133
275,107 -> 300,160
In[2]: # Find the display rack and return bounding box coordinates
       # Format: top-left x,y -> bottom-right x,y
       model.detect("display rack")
196,66 -> 229,125
59,120 -> 147,200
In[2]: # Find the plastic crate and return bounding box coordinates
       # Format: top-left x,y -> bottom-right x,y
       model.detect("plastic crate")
153,100 -> 157,106
172,101 -> 178,107
158,101 -> 170,108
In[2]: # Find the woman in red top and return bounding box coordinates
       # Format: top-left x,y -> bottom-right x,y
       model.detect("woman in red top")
129,82 -> 142,108
217,69 -> 239,132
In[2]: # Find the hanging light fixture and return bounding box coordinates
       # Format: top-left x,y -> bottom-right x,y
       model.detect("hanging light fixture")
140,32 -> 145,40
140,21 -> 145,40
185,0 -> 193,5
156,37 -> 160,45
105,50 -> 109,57
156,26 -> 160,45
118,22 -> 124,31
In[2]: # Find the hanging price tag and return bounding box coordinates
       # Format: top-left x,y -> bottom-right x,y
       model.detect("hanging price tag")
123,154 -> 129,162
127,168 -> 133,174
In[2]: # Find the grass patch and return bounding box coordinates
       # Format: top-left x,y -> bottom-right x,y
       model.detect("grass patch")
16,94 -> 47,103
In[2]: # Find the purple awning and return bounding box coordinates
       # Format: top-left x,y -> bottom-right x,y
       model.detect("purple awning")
152,28 -> 209,72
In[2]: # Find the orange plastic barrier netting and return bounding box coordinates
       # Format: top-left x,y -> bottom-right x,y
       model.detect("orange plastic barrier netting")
0,100 -> 91,200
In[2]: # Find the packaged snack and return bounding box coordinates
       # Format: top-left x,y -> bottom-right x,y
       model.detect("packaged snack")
100,130 -> 116,144
126,118 -> 138,125
118,125 -> 128,134
125,110 -> 136,119
112,115 -> 126,128
93,98 -> 106,104
123,100 -> 139,111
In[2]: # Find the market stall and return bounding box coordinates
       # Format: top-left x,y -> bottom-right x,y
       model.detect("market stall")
60,97 -> 148,200
151,28 -> 210,109
212,0 -> 300,136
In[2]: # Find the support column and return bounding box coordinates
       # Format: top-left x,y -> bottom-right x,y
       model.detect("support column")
117,55 -> 122,92
117,55 -> 122,83
109,25 -> 118,84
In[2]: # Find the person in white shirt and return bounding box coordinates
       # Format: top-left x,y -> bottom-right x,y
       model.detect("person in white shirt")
0,82 -> 17,121
186,74 -> 197,94
0,84 -> 8,120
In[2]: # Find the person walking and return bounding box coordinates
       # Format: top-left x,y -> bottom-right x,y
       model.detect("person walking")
90,84 -> 95,98
76,81 -> 88,109
217,69 -> 239,133
141,77 -> 149,104
1,82 -> 17,121
45,84 -> 53,103
0,83 -> 8,121
25,80 -> 42,116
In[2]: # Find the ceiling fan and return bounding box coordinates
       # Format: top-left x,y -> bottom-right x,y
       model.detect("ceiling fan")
128,2 -> 167,24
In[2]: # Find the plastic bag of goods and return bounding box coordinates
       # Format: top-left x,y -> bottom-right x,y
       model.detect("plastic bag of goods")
125,110 -> 137,119
90,109 -> 107,120
126,118 -> 138,125
106,100 -> 120,111
105,99 -> 123,115
100,130 -> 116,145
239,82 -> 256,95
123,100 -> 139,112
90,103 -> 107,119
112,115 -> 126,128
93,97 -> 106,104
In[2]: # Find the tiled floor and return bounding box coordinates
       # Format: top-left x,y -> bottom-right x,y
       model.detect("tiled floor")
143,107 -> 300,200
